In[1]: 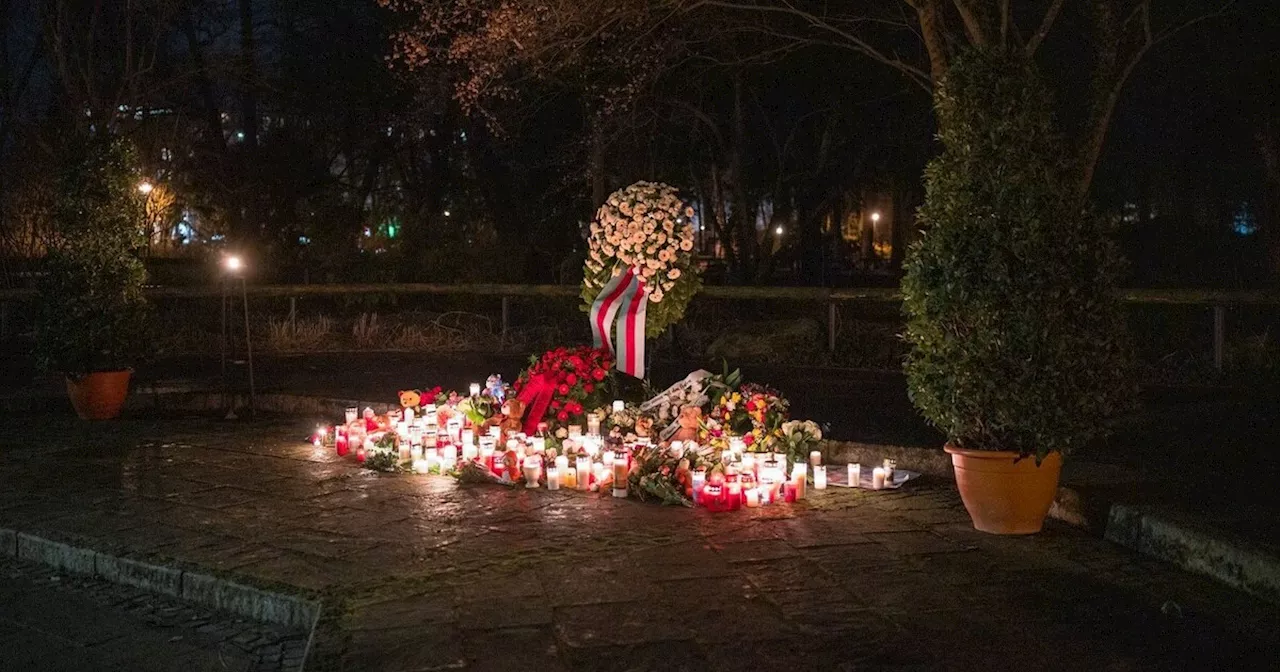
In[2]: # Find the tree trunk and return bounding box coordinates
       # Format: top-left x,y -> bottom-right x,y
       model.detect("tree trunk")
728,73 -> 754,283
180,18 -> 224,148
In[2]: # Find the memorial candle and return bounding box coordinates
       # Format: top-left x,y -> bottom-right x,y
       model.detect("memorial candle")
813,465 -> 827,490
576,457 -> 592,490
345,407 -> 358,424
413,457 -> 428,473
469,382 -> 481,397
446,417 -> 462,442
792,464 -> 807,500
555,455 -> 570,486
744,488 -> 760,507
727,482 -> 742,511
848,463 -> 861,488
488,425 -> 501,439
872,467 -> 886,490
546,467 -> 560,490
593,462 -> 605,486
691,468 -> 707,503
612,399 -> 625,413
461,429 -> 474,450
612,460 -> 629,498
602,451 -> 615,468
441,444 -> 458,466
336,428 -> 349,456
587,414 -> 601,437
523,457 -> 542,488
810,450 -> 822,466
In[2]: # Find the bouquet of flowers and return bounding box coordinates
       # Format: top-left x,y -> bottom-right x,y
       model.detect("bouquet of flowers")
709,382 -> 790,451
780,419 -> 823,469
581,181 -> 703,337
640,370 -> 712,437
628,443 -> 694,506
513,345 -> 615,427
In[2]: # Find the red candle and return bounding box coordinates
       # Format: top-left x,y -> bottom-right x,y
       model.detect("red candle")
727,482 -> 742,511
784,482 -> 797,503
356,446 -> 367,463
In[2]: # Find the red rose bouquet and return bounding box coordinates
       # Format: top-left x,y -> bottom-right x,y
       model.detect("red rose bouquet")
513,345 -> 615,429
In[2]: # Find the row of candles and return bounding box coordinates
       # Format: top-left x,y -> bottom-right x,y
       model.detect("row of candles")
324,400 -> 900,504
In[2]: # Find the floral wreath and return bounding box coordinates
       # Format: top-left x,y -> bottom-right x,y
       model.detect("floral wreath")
581,181 -> 703,338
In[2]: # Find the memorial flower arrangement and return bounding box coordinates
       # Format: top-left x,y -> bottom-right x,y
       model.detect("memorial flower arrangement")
581,181 -> 703,338
779,420 -> 823,471
709,383 -> 790,451
513,345 -> 615,427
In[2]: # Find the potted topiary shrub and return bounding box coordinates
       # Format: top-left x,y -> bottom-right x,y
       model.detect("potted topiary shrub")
902,49 -> 1133,534
34,134 -> 151,420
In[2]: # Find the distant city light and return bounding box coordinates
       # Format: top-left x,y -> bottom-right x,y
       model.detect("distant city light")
137,181 -> 154,195
443,210 -> 451,217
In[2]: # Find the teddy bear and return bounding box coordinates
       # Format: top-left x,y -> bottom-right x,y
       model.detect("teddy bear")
498,398 -> 527,437
671,405 -> 702,444
634,414 -> 654,439
398,389 -> 422,409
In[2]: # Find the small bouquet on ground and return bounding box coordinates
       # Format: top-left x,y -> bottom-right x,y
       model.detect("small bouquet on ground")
628,443 -> 694,507
456,460 -> 516,486
780,420 -> 823,470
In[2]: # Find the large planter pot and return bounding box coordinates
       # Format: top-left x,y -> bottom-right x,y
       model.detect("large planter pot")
66,370 -> 132,420
944,444 -> 1062,535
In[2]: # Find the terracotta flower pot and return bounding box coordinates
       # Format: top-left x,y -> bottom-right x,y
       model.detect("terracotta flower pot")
944,444 -> 1062,535
66,370 -> 132,420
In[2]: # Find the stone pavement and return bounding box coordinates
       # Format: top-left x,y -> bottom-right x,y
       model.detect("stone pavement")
0,554 -> 306,671
2,414 -> 1279,671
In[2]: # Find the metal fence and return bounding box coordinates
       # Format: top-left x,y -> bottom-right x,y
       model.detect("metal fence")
3,284 -> 1279,371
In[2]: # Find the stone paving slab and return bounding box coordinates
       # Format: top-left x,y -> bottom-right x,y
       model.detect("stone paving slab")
2,414 -> 1280,671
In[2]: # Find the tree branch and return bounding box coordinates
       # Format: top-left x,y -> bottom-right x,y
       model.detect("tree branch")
950,0 -> 987,46
1025,0 -> 1064,57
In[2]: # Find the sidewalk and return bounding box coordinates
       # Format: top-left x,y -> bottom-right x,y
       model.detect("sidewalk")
2,412 -> 1278,670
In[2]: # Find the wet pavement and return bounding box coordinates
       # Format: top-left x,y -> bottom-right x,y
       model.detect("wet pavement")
0,554 -> 306,671
1,414 -> 1278,671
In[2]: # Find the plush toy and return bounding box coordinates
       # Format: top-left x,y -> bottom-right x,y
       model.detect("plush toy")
671,405 -> 702,444
399,389 -> 422,409
499,398 -> 527,436
486,374 -> 506,402
675,458 -> 692,497
502,449 -> 520,484
634,414 -> 654,439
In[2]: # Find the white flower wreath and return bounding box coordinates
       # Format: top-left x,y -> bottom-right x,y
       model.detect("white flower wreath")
580,181 -> 703,337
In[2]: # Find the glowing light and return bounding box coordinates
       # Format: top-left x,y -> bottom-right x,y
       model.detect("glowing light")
871,212 -> 881,223
137,181 -> 154,195
775,226 -> 784,235
224,256 -> 243,272
443,210 -> 451,217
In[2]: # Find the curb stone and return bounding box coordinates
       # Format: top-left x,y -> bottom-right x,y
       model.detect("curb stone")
0,526 -> 322,671
1104,504 -> 1280,605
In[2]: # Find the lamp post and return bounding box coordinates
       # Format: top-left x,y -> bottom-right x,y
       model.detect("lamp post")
220,255 -> 256,419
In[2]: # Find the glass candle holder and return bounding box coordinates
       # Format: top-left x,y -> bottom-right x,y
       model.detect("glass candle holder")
345,407 -> 358,424
612,400 -> 625,413
523,457 -> 542,488
848,463 -> 861,488
576,457 -> 592,491
809,450 -> 822,466
546,466 -> 560,490
469,383 -> 481,397
813,465 -> 827,490
612,460 -> 629,498
587,414 -> 601,437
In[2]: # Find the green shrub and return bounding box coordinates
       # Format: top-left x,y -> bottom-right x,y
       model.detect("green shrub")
902,49 -> 1134,461
34,134 -> 152,375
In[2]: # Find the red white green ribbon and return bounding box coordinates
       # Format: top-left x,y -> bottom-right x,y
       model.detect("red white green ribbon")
590,267 -> 648,379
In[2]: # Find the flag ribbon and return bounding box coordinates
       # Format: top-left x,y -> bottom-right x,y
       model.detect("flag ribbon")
589,267 -> 648,379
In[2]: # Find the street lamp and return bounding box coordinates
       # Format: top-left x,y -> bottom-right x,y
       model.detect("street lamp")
775,226 -> 784,235
220,254 -> 255,419
137,180 -> 154,195
871,211 -> 881,224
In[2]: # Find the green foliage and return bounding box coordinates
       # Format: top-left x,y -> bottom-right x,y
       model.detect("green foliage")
902,49 -> 1135,461
34,135 -> 153,375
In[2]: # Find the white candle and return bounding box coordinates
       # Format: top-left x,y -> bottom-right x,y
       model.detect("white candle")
592,462 -> 605,486
404,407 -> 415,424
744,488 -> 760,508
555,455 -> 570,486
461,429 -> 474,448
602,450 -> 615,468
792,464 -> 807,499
413,458 -> 428,473
441,444 -> 458,465
813,465 -> 827,490
582,436 -> 600,456
742,453 -> 756,475
488,425 -> 501,438
546,467 -> 560,490
809,450 -> 822,466
669,440 -> 685,458
612,400 -> 625,413
480,443 -> 494,461
872,467 -> 886,490
345,407 -> 358,424
462,441 -> 479,462
470,383 -> 481,397
576,457 -> 592,490
532,437 -> 547,454
587,414 -> 601,436
848,463 -> 861,488
523,456 -> 541,488
446,417 -> 462,442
